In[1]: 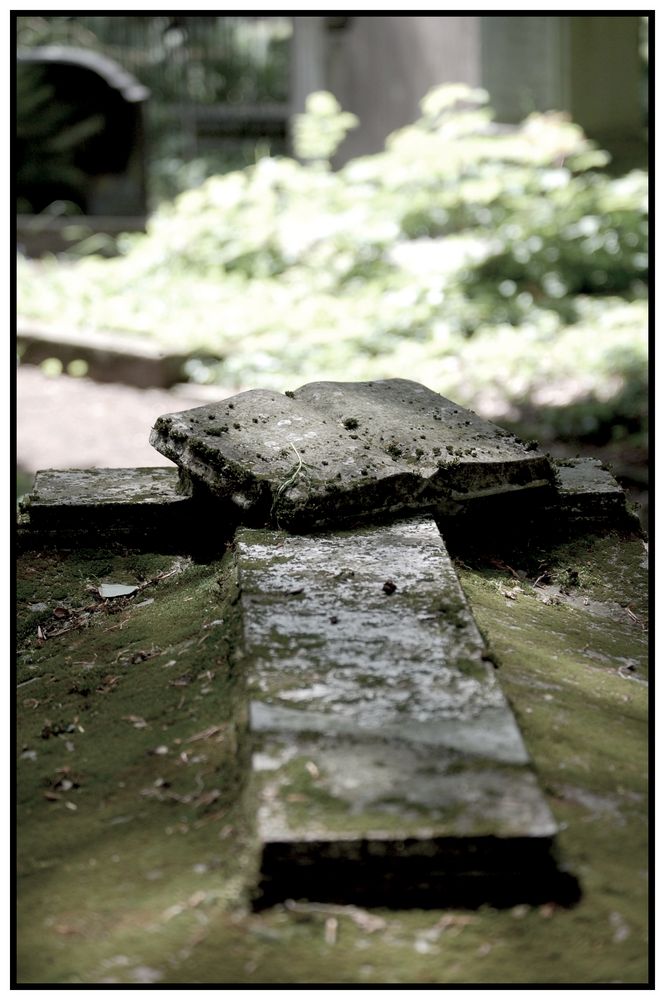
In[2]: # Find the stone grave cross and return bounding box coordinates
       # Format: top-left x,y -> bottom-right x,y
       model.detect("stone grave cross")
23,379 -> 632,907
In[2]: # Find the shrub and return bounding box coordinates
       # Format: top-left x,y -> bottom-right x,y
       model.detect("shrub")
17,85 -> 647,446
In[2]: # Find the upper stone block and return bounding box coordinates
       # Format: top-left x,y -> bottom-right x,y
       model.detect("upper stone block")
150,379 -> 554,530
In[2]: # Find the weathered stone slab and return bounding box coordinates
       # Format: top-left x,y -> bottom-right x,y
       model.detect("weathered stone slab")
150,379 -> 555,530
436,457 -> 637,551
21,467 -> 188,525
235,517 -> 562,907
17,319 -> 188,388
553,457 -> 636,528
17,467 -> 211,547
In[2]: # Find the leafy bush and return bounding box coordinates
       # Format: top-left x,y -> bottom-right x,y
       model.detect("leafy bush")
17,85 -> 647,446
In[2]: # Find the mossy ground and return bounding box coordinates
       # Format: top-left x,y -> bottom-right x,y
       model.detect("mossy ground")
16,530 -> 649,985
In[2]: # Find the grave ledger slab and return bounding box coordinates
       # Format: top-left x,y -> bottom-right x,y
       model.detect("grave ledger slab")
236,517 -> 575,907
18,377 -> 637,908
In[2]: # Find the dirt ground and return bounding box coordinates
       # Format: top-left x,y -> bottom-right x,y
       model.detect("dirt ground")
16,365 -> 236,492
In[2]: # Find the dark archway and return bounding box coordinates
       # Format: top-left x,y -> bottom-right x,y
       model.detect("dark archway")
17,45 -> 150,215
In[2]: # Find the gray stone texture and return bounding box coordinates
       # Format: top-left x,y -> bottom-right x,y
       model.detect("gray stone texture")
235,516 -> 558,903
17,467 -> 204,548
150,379 -> 554,530
21,467 -> 189,525
553,457 -> 635,527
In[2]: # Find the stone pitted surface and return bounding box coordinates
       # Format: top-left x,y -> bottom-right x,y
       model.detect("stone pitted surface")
235,516 -> 560,906
150,379 -> 555,530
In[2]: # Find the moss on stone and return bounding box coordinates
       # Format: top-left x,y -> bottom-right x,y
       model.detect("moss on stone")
16,525 -> 649,985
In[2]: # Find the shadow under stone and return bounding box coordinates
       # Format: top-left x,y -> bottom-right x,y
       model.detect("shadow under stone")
253,835 -> 581,911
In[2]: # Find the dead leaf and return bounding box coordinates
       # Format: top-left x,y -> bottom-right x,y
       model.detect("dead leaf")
283,900 -> 386,933
433,913 -> 476,931
122,715 -> 148,729
489,558 -> 524,582
97,675 -> 120,694
99,583 -> 138,599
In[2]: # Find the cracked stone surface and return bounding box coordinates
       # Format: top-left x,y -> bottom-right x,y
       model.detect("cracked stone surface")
150,379 -> 555,530
235,516 -> 558,904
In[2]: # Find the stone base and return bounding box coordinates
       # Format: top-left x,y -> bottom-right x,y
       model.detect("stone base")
235,517 -> 571,907
16,467 -> 233,551
16,455 -> 637,552
553,457 -> 639,529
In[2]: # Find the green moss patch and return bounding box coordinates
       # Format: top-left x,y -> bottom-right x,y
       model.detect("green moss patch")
16,527 -> 649,984
17,546 -> 256,984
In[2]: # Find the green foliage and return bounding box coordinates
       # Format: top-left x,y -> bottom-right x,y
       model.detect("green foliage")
469,170 -> 648,303
17,85 -> 647,446
292,91 -> 358,162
